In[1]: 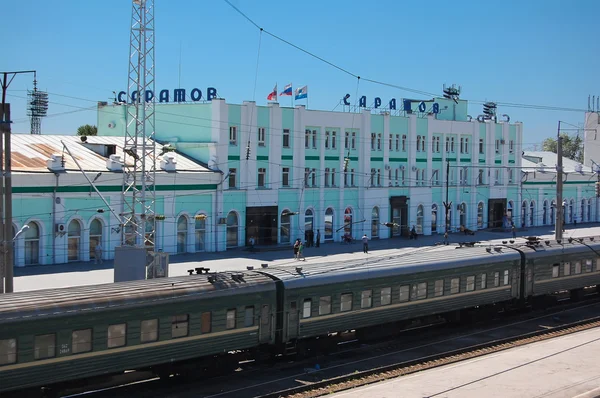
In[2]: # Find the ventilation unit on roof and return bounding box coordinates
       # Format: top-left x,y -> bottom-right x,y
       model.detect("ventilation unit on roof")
160,153 -> 177,171
47,153 -> 65,171
106,154 -> 123,172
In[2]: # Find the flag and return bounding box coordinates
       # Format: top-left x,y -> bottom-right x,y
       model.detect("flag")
267,84 -> 277,101
280,83 -> 292,96
295,85 -> 308,100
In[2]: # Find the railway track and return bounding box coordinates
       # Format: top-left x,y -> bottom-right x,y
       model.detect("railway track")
59,299 -> 600,398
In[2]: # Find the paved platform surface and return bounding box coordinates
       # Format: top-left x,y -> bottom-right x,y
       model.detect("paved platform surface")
12,223 -> 600,292
330,327 -> 600,398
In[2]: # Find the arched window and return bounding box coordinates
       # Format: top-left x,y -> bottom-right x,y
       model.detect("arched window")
529,201 -> 535,226
581,199 -> 586,223
588,199 -> 593,222
521,201 -> 528,227
431,204 -> 438,233
477,202 -> 484,228
280,211 -> 291,244
371,207 -> 379,238
569,199 -> 575,223
344,207 -> 353,238
324,208 -> 334,240
416,205 -> 424,234
392,207 -> 401,236
226,211 -> 238,248
177,215 -> 188,253
551,200 -> 556,224
68,220 -> 82,262
459,203 -> 467,229
507,201 -> 514,222
195,215 -> 206,251
304,209 -> 314,233
543,200 -> 548,225
89,219 -> 103,261
24,222 -> 40,265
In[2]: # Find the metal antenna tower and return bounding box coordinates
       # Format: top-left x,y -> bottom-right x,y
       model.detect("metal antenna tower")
27,76 -> 48,135
122,0 -> 156,247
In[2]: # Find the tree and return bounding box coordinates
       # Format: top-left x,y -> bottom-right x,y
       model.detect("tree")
542,133 -> 583,163
77,124 -> 98,137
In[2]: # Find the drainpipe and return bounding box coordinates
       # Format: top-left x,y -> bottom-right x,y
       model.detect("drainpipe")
52,173 -> 59,265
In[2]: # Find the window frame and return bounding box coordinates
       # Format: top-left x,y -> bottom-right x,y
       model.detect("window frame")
450,278 -> 460,294
244,306 -> 255,327
0,338 -> 17,365
282,128 -> 290,148
201,311 -> 212,333
302,299 -> 312,318
171,314 -> 189,338
319,296 -> 332,315
381,287 -> 392,306
72,329 -> 92,354
229,126 -> 237,145
34,333 -> 56,360
258,127 -> 266,146
399,285 -> 410,302
340,293 -> 353,312
434,279 -> 444,297
107,324 -> 127,349
257,168 -> 266,188
466,275 -> 475,291
361,290 -> 373,308
140,319 -> 159,343
226,309 -> 237,329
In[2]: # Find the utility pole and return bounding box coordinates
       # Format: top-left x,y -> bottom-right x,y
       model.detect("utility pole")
443,159 -> 452,235
0,70 -> 36,293
555,121 -> 563,241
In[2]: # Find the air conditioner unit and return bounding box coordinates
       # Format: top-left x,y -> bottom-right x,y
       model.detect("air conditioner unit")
384,164 -> 391,170
411,166 -> 418,172
400,165 -> 406,171
55,223 -> 66,234
218,217 -> 227,225
500,139 -> 506,144
108,122 -> 116,129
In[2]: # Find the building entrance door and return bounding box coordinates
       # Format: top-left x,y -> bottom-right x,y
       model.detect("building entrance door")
488,199 -> 507,229
246,206 -> 278,246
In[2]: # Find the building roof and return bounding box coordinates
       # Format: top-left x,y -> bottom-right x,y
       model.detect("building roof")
522,151 -> 594,174
7,134 -> 215,173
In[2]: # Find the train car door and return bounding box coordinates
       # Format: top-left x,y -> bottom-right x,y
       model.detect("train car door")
259,304 -> 273,343
287,301 -> 299,340
526,261 -> 535,298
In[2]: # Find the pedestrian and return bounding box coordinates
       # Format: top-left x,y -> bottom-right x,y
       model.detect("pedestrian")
298,241 -> 305,261
316,230 -> 321,248
443,232 -> 449,245
362,233 -> 369,253
249,236 -> 255,252
94,242 -> 103,265
293,239 -> 300,260
511,222 -> 516,239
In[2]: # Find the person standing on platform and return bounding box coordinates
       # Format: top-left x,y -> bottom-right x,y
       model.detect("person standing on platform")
511,222 -> 516,239
298,241 -> 306,261
362,234 -> 369,253
316,230 -> 321,248
443,232 -> 449,245
94,242 -> 103,265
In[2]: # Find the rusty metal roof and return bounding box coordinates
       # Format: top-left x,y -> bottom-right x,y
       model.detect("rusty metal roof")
7,135 -> 213,173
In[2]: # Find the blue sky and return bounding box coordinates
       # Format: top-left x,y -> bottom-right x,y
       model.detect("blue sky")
2,0 -> 598,148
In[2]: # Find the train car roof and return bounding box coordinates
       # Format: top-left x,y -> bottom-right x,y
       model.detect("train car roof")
511,237 -> 600,259
0,271 -> 275,324
260,245 -> 522,289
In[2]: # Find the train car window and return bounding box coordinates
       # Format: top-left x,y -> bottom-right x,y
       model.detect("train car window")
434,280 -> 444,297
172,315 -> 189,338
141,319 -> 158,343
107,324 -> 127,348
341,293 -> 353,312
552,265 -> 559,278
466,276 -> 475,291
34,334 -> 56,360
361,290 -> 373,308
450,278 -> 460,294
416,283 -> 427,299
575,262 -> 582,274
319,296 -> 332,315
201,312 -> 212,333
302,299 -> 312,318
480,273 -> 487,289
72,329 -> 92,354
399,285 -> 410,302
226,309 -> 237,329
244,306 -> 255,327
381,287 -> 392,305
261,305 -> 270,326
596,258 -> 600,272
564,262 -> 571,276
0,338 -> 17,365
494,272 -> 500,287
586,260 -> 593,273
503,270 -> 510,285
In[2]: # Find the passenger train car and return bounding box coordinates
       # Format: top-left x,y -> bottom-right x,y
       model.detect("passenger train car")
1,238 -> 600,394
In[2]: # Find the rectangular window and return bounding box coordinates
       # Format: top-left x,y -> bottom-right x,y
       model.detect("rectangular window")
141,319 -> 158,343
34,334 -> 56,360
228,168 -> 236,189
464,138 -> 469,153
311,168 -> 316,186
361,290 -> 373,308
460,137 -> 464,153
436,137 -> 440,152
478,169 -> 484,185
417,135 -> 422,152
345,132 -> 349,149
416,282 -> 427,300
446,137 -> 450,152
377,134 -> 382,150
586,259 -> 593,273
331,168 -> 336,187
466,276 -> 475,291
434,280 -> 444,297
312,130 -> 317,148
229,126 -> 237,145
370,168 -> 376,187
244,306 -> 254,327
564,262 -> 571,276
395,134 -> 400,151
381,287 -> 392,305
304,168 -> 310,187
0,338 -> 17,365
371,133 -> 376,150
450,278 -> 460,294
552,264 -> 559,278
325,131 -> 330,149
303,299 -> 312,318
575,261 -> 582,274
341,293 -> 353,312
261,305 -> 269,326
350,169 -> 355,186
201,312 -> 212,333
402,135 -> 406,151
332,131 -> 337,149
479,138 -> 484,154
344,171 -> 349,187
399,285 -> 410,302
258,127 -> 266,146
72,329 -> 92,354
480,273 -> 487,289
503,270 -> 510,285
494,271 -> 500,287
450,137 -> 455,152
107,324 -> 126,349
319,296 -> 332,315
282,167 -> 290,187
495,139 -> 500,154
324,168 -> 330,187
351,132 -> 356,149
389,134 -> 393,151
305,129 -> 310,148
258,168 -> 266,187
282,128 -> 290,147
226,309 -> 237,329
377,169 -> 382,186
171,314 -> 189,338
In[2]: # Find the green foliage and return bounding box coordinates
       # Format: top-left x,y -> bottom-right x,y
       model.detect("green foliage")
542,133 -> 583,163
77,124 -> 98,136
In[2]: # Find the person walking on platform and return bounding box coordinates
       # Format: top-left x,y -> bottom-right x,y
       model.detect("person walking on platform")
293,239 -> 300,260
362,234 -> 369,253
298,241 -> 306,261
443,232 -> 449,245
